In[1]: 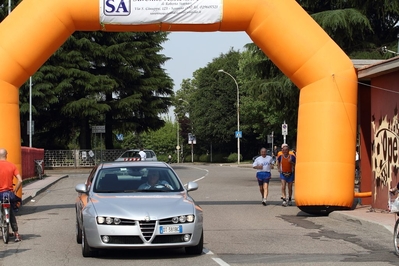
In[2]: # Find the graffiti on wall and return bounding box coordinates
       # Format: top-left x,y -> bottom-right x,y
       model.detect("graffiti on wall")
372,107 -> 399,200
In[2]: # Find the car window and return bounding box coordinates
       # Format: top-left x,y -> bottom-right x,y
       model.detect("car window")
138,167 -> 183,191
120,151 -> 140,158
93,166 -> 183,192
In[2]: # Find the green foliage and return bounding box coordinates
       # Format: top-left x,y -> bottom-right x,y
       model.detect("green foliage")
300,0 -> 399,56
199,154 -> 210,162
184,154 -> 199,162
121,120 -> 178,157
211,153 -> 227,163
227,153 -> 243,163
19,31 -> 174,149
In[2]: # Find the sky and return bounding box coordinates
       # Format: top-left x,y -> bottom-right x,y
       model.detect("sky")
161,32 -> 253,120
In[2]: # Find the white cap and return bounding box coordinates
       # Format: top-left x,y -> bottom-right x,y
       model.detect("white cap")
281,144 -> 288,148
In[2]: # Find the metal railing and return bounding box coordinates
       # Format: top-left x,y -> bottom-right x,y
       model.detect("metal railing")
44,149 -> 125,168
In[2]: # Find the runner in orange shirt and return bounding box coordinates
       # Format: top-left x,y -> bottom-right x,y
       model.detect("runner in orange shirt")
276,144 -> 296,207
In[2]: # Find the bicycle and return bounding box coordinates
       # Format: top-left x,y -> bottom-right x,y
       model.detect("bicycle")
0,192 -> 11,244
389,189 -> 399,255
34,159 -> 44,179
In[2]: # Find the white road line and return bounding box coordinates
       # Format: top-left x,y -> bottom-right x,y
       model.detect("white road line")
182,166 -> 209,186
203,248 -> 213,254
212,258 -> 230,266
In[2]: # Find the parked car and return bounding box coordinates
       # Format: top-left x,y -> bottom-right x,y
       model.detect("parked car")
115,149 -> 157,161
74,161 -> 203,257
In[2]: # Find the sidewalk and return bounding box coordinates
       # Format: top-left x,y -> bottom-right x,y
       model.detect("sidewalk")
21,172 -> 69,205
20,166 -> 396,235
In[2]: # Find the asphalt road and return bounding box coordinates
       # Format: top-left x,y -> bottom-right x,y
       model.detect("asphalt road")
1,164 -> 398,266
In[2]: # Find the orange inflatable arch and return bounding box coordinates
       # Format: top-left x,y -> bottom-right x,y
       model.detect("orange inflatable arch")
0,0 -> 358,214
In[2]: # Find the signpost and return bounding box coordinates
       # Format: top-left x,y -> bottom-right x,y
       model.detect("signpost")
188,133 -> 196,163
282,121 -> 288,145
92,125 -> 105,162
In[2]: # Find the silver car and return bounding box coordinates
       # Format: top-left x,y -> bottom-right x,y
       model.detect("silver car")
115,149 -> 157,161
75,161 -> 203,257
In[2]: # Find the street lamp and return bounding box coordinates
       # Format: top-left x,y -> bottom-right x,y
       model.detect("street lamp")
218,69 -> 240,165
179,98 -> 194,163
175,113 -> 179,163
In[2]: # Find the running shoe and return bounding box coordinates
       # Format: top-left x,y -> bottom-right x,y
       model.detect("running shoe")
282,200 -> 287,207
262,199 -> 267,206
288,200 -> 293,206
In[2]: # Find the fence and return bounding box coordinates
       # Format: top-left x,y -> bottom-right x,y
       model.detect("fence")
44,149 -> 125,168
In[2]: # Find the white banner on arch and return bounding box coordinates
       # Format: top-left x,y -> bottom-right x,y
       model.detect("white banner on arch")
100,0 -> 223,25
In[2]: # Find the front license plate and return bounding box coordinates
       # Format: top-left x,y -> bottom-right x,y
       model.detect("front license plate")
160,225 -> 182,234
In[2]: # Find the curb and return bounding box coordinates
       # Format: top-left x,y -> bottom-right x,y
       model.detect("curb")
22,175 -> 69,205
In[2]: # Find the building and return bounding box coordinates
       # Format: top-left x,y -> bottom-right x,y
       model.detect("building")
355,56 -> 399,209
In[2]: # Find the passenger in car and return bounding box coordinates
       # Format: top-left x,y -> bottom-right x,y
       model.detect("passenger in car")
138,170 -> 173,190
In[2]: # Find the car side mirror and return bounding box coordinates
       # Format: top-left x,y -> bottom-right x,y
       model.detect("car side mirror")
75,183 -> 89,193
186,181 -> 198,192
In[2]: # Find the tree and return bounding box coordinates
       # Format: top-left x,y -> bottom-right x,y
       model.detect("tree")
19,31 -> 174,149
122,120 -> 178,161
237,44 -> 299,150
299,0 -> 399,57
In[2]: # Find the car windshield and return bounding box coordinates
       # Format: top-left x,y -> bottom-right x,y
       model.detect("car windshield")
93,166 -> 184,193
119,151 -> 140,159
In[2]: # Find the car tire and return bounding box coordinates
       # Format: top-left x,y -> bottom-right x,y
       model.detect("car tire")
82,227 -> 97,257
185,230 -> 203,255
76,215 -> 82,244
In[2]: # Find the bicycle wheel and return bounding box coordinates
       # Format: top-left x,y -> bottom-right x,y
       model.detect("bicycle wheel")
1,211 -> 9,244
393,217 -> 399,255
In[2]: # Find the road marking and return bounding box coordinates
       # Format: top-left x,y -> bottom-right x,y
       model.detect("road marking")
212,258 -> 230,266
182,166 -> 209,186
203,248 -> 213,254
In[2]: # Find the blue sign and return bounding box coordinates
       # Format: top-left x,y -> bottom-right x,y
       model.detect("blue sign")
235,131 -> 242,138
116,134 -> 124,141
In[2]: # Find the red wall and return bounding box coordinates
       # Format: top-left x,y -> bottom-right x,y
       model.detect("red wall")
21,147 -> 44,180
368,71 -> 399,209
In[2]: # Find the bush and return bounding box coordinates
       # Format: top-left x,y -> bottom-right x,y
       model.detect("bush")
227,153 -> 243,163
211,153 -> 227,163
157,154 -> 168,162
199,154 -> 210,162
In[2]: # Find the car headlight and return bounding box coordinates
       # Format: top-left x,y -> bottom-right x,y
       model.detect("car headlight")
97,216 -> 105,224
97,216 -> 123,225
171,215 -> 195,224
186,214 -> 194,222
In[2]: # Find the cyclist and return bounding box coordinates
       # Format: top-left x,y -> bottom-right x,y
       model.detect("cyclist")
391,184 -> 399,194
0,148 -> 22,242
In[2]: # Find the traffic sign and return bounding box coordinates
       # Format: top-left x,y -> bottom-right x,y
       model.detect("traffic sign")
282,123 -> 288,135
92,125 -> 105,133
235,131 -> 242,138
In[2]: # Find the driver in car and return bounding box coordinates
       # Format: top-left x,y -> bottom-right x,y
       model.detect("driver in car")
138,170 -> 173,190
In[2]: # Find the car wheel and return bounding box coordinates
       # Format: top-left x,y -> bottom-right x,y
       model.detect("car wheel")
185,230 -> 203,255
82,227 -> 97,257
76,215 -> 82,244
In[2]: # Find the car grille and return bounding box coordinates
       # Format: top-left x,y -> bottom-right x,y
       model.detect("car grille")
103,236 -> 143,244
152,235 -> 185,244
139,220 -> 156,241
159,218 -> 174,225
119,219 -> 136,225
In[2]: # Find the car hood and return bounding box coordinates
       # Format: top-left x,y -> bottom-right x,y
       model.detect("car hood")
90,192 -> 197,219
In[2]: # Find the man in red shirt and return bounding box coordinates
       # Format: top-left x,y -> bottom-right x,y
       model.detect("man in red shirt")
0,148 -> 22,241
276,144 -> 296,207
